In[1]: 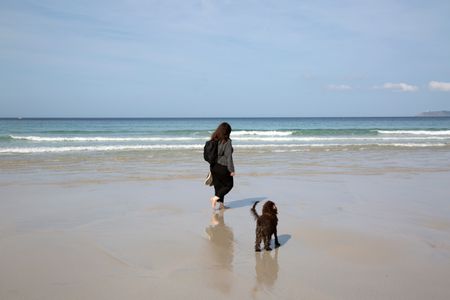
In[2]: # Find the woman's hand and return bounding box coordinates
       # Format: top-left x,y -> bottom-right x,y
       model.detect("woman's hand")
230,172 -> 235,176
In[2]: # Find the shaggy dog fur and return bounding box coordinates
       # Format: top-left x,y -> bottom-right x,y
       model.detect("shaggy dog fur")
251,201 -> 281,251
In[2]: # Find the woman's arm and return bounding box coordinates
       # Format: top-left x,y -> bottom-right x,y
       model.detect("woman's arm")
225,140 -> 235,174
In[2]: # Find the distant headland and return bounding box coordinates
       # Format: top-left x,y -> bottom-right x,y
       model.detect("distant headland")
417,110 -> 450,117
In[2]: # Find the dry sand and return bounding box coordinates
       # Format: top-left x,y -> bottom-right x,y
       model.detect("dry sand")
1,172 -> 450,299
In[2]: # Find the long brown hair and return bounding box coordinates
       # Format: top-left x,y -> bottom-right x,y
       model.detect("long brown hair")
211,122 -> 232,143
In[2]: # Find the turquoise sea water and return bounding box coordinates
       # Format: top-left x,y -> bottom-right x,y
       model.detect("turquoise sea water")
1,117 -> 450,154
1,117 -> 450,183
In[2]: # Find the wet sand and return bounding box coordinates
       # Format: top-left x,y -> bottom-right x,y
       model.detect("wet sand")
1,171 -> 450,299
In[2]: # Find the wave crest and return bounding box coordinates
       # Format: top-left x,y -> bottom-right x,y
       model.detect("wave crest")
231,130 -> 293,136
378,130 -> 450,136
9,135 -> 202,142
1,143 -> 448,154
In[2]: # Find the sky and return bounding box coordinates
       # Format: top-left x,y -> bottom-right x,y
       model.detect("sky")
1,0 -> 450,117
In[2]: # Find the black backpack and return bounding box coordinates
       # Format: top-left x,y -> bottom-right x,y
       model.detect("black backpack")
203,140 -> 218,165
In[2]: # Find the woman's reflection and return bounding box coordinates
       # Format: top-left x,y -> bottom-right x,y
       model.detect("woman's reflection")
205,210 -> 234,270
205,210 -> 234,294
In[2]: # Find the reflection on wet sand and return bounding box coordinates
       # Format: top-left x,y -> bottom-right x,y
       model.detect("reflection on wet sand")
253,249 -> 279,296
205,210 -> 234,293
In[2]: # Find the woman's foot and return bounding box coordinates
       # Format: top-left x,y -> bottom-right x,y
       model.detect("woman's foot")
210,196 -> 219,209
218,203 -> 228,210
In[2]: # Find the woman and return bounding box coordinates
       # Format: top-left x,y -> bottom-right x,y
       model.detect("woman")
210,122 -> 235,210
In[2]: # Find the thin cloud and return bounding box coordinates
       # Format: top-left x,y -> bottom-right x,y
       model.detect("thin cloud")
375,82 -> 418,92
326,84 -> 352,91
429,81 -> 450,91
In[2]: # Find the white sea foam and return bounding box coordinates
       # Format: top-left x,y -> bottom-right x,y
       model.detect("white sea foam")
233,136 -> 450,142
388,143 -> 448,147
1,143 -> 447,154
0,144 -> 205,153
237,143 -> 448,148
231,130 -> 293,136
378,130 -> 450,136
9,135 -> 202,142
10,135 -> 449,143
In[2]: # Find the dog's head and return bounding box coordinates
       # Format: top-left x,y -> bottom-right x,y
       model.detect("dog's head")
262,200 -> 278,215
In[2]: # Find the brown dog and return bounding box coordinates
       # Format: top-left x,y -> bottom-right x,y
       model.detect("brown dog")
251,201 -> 280,251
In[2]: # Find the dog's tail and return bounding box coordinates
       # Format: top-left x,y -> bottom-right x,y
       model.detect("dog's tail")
251,201 -> 260,221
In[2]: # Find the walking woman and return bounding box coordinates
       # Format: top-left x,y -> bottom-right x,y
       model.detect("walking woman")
210,122 -> 235,210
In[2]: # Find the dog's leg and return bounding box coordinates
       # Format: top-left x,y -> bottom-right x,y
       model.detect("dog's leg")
255,229 -> 262,252
264,235 -> 272,251
255,226 -> 263,252
274,229 -> 281,248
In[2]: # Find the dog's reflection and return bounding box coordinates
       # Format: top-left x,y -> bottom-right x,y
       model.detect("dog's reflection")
254,249 -> 279,291
205,210 -> 234,271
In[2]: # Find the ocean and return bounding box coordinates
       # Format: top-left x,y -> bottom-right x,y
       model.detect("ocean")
1,117 -> 450,182
2,117 -> 450,152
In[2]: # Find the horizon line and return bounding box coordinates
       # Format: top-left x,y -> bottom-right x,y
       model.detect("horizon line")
1,115 -> 449,119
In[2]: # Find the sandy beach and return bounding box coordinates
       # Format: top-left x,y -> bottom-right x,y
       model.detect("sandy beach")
1,154 -> 450,299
